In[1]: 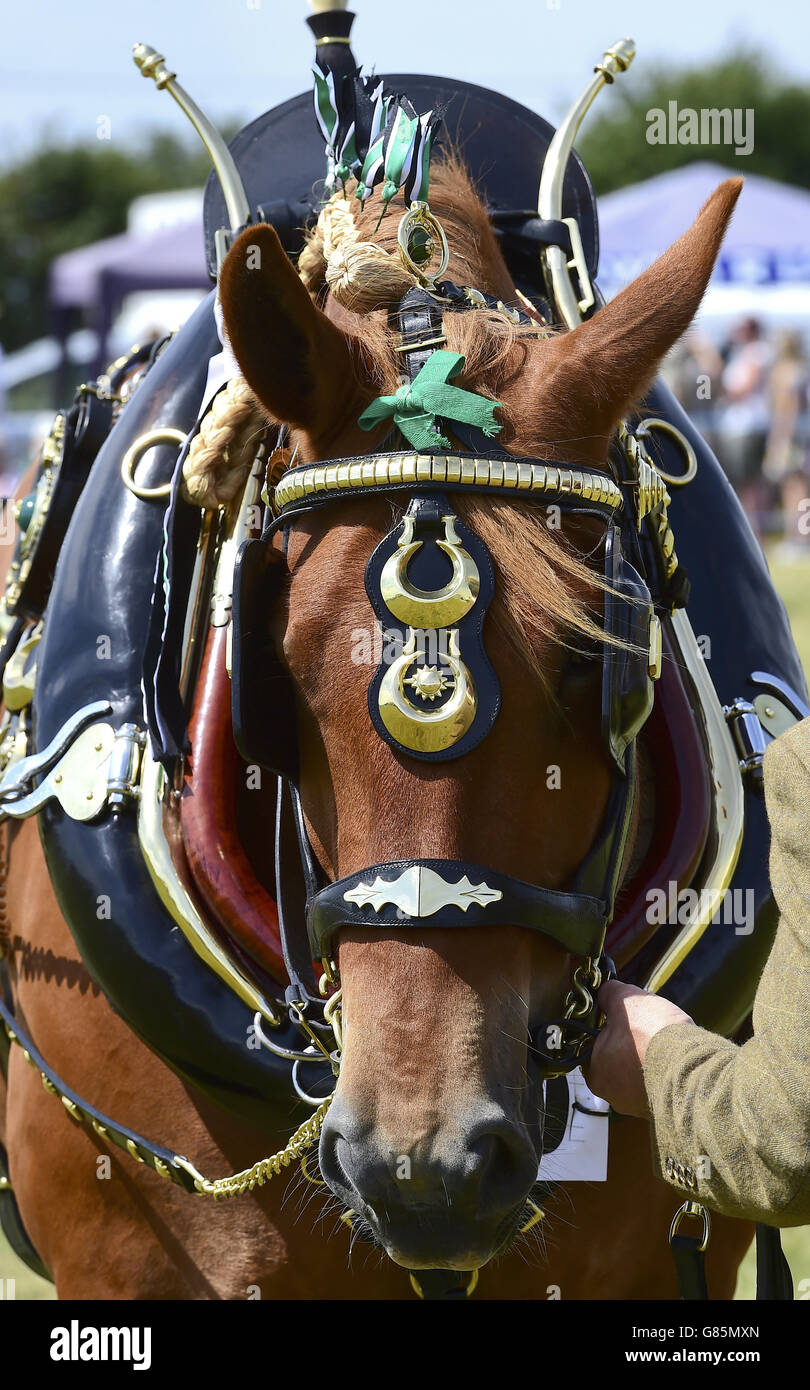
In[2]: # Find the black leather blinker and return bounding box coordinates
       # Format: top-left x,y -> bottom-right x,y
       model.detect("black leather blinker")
231,537 -> 299,781
601,525 -> 656,773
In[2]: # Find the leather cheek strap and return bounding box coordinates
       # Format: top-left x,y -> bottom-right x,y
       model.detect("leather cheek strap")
306,858 -> 608,961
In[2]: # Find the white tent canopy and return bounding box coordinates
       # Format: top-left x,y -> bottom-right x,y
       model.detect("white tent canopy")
597,161 -> 810,295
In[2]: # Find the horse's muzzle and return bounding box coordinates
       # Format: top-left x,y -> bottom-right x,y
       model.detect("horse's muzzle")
319,1099 -> 538,1269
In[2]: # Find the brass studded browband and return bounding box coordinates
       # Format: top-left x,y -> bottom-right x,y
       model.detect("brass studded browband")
273,452 -> 625,516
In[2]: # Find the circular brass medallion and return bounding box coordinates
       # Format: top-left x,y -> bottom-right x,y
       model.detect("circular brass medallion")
397,201 -> 450,286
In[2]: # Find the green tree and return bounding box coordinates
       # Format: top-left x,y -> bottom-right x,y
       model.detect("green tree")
0,128 -> 237,352
578,51 -> 810,195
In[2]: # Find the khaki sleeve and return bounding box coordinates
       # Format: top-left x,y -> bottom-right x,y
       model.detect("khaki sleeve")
642,716 -> 810,1225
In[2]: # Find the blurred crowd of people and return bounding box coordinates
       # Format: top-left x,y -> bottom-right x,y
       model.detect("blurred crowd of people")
667,318 -> 810,555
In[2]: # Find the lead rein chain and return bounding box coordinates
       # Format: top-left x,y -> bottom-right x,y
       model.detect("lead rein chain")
533,954 -> 614,1078
176,1097 -> 332,1200
0,998 -> 331,1201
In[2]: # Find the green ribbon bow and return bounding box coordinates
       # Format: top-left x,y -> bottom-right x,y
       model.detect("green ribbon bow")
357,352 -> 502,451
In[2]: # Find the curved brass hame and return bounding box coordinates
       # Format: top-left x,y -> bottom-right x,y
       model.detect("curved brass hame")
132,43 -> 250,240
538,38 -> 636,329
643,608 -> 744,995
137,742 -> 282,1030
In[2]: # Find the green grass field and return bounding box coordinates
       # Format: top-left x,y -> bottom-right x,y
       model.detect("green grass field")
768,554 -> 810,677
0,1232 -> 54,1300
1,553 -> 808,1300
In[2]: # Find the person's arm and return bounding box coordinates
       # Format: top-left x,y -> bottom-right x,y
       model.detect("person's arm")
586,717 -> 810,1226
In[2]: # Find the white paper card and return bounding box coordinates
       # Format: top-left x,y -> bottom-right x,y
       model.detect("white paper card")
536,1068 -> 610,1182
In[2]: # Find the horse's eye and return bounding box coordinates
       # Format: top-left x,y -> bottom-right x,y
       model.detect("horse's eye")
561,636 -> 603,680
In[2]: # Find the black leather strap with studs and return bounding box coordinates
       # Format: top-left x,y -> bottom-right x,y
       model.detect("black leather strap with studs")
394,287 -> 448,382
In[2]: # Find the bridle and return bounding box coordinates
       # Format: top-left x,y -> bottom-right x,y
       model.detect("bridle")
232,275 -> 669,1079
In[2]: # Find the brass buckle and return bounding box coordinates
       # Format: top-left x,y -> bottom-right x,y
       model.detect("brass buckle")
393,331 -> 448,355
669,1199 -> 711,1252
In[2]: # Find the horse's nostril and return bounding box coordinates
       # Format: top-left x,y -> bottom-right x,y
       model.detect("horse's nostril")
319,1114 -> 354,1192
467,1119 -> 538,1212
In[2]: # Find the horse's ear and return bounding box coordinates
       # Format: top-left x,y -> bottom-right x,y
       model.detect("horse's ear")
220,223 -> 355,429
534,179 -> 742,452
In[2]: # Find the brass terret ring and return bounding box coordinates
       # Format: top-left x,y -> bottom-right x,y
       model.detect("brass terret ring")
635,418 -> 698,487
121,428 -> 187,500
669,1199 -> 711,1252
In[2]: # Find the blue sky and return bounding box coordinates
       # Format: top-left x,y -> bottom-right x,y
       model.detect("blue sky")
3,0 -> 808,162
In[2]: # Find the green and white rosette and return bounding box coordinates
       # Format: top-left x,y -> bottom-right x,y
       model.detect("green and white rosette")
312,64 -> 440,214
312,64 -> 370,192
360,103 -> 439,224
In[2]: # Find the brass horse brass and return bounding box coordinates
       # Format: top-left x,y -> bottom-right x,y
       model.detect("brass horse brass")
374,509 -> 486,754
379,513 -> 480,628
378,628 -> 476,754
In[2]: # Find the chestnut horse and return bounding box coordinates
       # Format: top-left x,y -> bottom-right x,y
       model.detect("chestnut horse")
0,161 -> 754,1297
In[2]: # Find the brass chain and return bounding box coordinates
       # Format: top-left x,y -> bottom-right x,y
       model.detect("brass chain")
562,955 -> 603,1023
174,1097 -> 332,1201
2,1015 -> 331,1201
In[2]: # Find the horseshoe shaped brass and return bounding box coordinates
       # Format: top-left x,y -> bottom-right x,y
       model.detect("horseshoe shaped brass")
378,629 -> 476,754
379,513 -> 480,628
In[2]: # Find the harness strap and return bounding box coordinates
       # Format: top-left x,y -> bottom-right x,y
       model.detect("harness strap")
669,1200 -> 711,1299
0,1140 -> 51,1282
489,210 -> 575,256
395,287 -> 447,381
755,1223 -> 794,1301
275,776 -> 320,1003
0,992 -> 202,1192
0,992 -> 330,1200
670,1231 -> 709,1301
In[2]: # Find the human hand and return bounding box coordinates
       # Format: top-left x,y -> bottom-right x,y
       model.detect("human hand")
582,979 -> 694,1117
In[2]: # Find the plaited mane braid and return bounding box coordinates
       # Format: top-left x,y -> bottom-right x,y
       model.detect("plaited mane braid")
298,180 -> 416,313
182,375 -> 267,509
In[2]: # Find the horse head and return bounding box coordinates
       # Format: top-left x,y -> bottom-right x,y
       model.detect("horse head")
220,160 -> 740,1271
